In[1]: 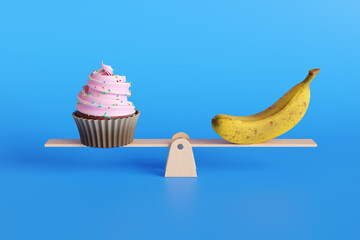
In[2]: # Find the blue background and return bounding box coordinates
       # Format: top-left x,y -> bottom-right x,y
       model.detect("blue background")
1,0 -> 359,239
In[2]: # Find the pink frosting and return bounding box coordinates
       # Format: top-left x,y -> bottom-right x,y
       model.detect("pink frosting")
76,62 -> 135,117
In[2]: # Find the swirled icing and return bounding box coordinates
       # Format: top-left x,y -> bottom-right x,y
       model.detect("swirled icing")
76,62 -> 135,117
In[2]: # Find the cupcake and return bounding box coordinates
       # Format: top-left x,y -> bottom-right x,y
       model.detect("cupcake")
73,62 -> 140,148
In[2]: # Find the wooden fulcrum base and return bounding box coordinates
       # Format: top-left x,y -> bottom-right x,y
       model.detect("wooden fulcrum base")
45,132 -> 317,178
165,132 -> 197,177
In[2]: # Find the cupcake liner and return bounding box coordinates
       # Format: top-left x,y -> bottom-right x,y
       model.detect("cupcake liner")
72,110 -> 140,148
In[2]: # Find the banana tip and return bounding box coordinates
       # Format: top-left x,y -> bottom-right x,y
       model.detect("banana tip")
309,68 -> 321,75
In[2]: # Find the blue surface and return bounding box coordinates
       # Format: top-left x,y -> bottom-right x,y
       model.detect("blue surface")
1,0 -> 359,239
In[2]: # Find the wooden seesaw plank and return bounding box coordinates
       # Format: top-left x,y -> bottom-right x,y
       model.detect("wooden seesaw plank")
45,139 -> 317,148
44,139 -> 171,147
45,133 -> 317,178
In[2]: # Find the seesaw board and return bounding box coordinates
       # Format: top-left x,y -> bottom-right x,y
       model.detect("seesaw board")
45,138 -> 317,148
45,133 -> 317,177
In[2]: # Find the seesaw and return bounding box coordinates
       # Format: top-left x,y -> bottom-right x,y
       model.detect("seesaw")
45,132 -> 317,177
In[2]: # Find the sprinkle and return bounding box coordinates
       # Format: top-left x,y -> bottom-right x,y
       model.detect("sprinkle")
84,102 -> 87,104
108,117 -> 111,119
98,106 -> 101,108
83,94 -> 85,97
103,112 -> 107,116
108,107 -> 110,109
92,101 -> 95,104
117,95 -> 119,97
108,89 -> 111,92
113,104 -> 115,106
102,86 -> 105,89
87,95 -> 92,97
116,104 -> 118,106
121,101 -> 123,103
104,81 -> 106,83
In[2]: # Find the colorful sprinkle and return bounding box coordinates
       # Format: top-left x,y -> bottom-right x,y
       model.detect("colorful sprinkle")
104,81 -> 106,83
92,101 -> 95,104
108,89 -> 111,92
102,86 -> 105,89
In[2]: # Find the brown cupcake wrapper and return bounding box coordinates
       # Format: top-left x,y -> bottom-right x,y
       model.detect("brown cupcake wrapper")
72,110 -> 140,148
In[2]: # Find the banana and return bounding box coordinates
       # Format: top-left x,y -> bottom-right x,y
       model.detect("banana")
211,69 -> 320,144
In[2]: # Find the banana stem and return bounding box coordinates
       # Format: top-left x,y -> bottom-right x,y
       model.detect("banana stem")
303,68 -> 321,85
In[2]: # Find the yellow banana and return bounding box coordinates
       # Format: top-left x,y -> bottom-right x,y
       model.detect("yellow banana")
211,69 -> 320,144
